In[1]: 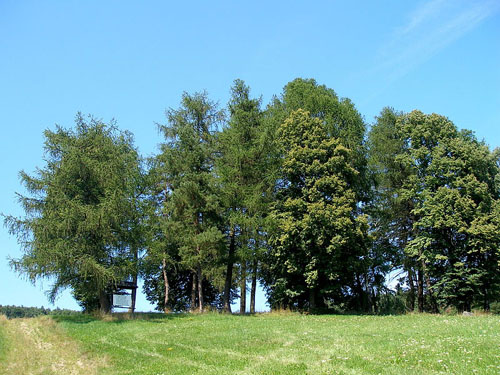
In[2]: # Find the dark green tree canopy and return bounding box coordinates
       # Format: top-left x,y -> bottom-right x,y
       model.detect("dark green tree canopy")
368,109 -> 500,312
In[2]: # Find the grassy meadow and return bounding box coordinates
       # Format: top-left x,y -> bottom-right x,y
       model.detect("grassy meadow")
1,313 -> 499,375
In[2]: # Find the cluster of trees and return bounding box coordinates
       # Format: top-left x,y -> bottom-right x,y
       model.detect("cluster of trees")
0,305 -> 79,319
5,78 -> 500,314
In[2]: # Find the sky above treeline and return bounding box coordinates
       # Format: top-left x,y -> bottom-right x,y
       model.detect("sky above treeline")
1,0 -> 499,312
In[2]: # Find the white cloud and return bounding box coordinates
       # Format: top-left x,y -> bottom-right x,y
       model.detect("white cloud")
363,0 -> 499,100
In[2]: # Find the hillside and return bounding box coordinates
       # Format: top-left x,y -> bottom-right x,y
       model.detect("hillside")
1,313 -> 499,374
0,315 -> 104,374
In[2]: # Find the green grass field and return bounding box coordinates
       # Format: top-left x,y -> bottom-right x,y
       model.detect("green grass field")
1,313 -> 499,375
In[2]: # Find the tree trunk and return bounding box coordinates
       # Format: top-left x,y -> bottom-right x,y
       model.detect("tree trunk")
128,246 -> 138,314
463,300 -> 471,313
407,267 -> 416,312
191,271 -> 197,311
129,277 -> 137,314
250,259 -> 258,314
421,259 -> 439,313
197,265 -> 203,313
355,273 -> 365,311
99,289 -> 111,314
483,285 -> 490,312
309,288 -> 316,312
425,275 -> 439,313
371,286 -> 377,313
223,228 -> 236,313
162,258 -> 170,313
417,267 -> 424,313
240,262 -> 246,314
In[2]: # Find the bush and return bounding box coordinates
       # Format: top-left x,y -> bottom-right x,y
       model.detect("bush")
490,302 -> 500,314
376,293 -> 406,315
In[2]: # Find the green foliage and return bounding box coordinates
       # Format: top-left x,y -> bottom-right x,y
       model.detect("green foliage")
217,79 -> 274,312
400,111 -> 500,311
145,92 -> 225,311
368,109 -> 500,312
4,114 -> 143,312
490,301 -> 500,314
269,78 -> 369,203
5,78 -> 499,315
266,109 -> 369,310
376,291 -> 407,315
367,107 -> 417,309
218,79 -> 270,250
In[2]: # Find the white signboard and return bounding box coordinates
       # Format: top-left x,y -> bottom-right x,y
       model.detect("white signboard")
113,293 -> 132,308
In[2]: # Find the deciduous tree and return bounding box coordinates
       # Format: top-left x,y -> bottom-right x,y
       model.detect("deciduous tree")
5,114 -> 142,313
266,109 -> 369,311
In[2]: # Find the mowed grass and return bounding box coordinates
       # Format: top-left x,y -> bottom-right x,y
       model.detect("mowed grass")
0,314 -> 104,375
46,312 -> 500,375
0,317 -> 7,364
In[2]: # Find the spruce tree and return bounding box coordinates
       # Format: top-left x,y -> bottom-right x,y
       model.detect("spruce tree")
217,80 -> 272,313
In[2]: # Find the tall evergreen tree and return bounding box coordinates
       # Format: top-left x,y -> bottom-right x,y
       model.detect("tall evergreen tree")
154,92 -> 225,312
5,114 -> 142,313
367,107 -> 418,311
217,80 -> 272,313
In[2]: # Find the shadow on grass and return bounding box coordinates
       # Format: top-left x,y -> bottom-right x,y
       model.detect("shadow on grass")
50,309 -> 407,326
50,312 -> 193,325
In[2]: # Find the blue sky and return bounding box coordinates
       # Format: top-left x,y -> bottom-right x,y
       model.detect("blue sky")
1,0 -> 499,312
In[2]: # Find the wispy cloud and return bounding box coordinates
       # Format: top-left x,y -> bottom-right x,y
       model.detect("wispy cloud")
399,0 -> 448,35
362,0 -> 499,102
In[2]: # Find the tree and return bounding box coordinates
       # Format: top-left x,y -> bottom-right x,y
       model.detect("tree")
140,158 -> 182,313
266,109 -> 369,311
367,107 -> 417,311
399,111 -> 500,312
369,109 -> 500,312
154,91 -> 225,312
217,80 -> 272,313
5,114 -> 142,313
267,78 -> 369,204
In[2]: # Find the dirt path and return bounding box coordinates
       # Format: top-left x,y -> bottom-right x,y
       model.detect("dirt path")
0,315 -> 106,375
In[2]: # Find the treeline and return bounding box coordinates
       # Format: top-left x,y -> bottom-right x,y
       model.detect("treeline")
5,78 -> 500,314
0,305 -> 80,319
